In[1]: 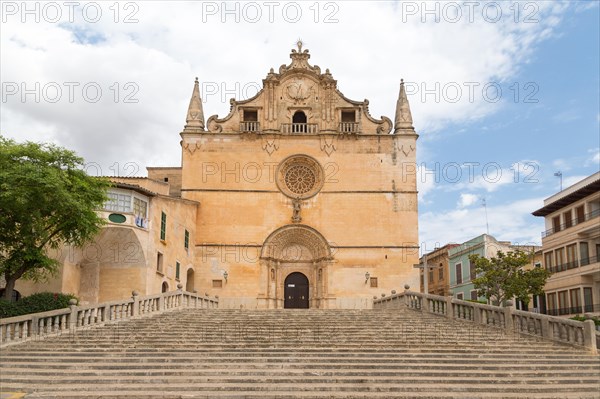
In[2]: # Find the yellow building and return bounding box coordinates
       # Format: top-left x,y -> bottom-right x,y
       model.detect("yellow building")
419,244 -> 459,296
11,44 -> 420,309
533,172 -> 600,317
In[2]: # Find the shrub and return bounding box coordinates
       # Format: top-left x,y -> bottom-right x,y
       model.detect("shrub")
570,315 -> 600,326
0,292 -> 78,318
466,299 -> 488,305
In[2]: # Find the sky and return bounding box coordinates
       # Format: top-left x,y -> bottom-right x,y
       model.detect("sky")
1,0 -> 599,255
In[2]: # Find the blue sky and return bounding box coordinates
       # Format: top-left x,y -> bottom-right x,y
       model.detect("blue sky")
1,1 -> 598,252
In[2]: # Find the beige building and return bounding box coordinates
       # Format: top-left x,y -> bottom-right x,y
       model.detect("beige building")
533,172 -> 600,316
419,244 -> 458,296
9,44 -> 420,308
12,178 -> 199,304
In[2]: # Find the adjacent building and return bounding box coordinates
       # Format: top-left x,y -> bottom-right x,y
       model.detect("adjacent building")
9,178 -> 199,304
448,234 -> 512,301
533,172 -> 600,317
419,244 -> 458,296
447,234 -> 541,308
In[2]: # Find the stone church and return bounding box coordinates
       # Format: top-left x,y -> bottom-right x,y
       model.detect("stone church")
13,44 -> 420,309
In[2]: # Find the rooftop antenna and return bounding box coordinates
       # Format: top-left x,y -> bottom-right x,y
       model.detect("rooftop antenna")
554,171 -> 563,191
482,197 -> 489,235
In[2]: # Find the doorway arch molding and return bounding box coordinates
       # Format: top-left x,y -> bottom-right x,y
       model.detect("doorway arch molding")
260,224 -> 333,309
260,224 -> 332,262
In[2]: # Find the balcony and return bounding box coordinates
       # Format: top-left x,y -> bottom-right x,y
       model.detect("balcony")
338,122 -> 360,134
546,255 -> 598,274
281,123 -> 319,134
240,121 -> 261,133
546,260 -> 580,274
542,208 -> 600,238
546,304 -> 600,316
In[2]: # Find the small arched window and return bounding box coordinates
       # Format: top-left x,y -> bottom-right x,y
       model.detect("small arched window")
292,111 -> 308,133
161,281 -> 169,293
292,111 -> 307,124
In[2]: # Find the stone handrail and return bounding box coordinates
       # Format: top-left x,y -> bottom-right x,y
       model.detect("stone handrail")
0,287 -> 218,347
373,289 -> 598,354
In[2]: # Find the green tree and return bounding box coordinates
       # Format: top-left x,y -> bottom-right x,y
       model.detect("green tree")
0,137 -> 109,300
469,250 -> 550,306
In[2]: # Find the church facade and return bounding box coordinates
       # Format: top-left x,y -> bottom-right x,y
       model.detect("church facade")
12,45 -> 420,309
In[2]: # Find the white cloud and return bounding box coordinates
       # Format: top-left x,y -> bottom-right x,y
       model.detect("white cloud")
587,148 -> 600,167
420,196 -> 544,250
561,175 -> 589,191
1,1 -> 574,173
458,193 -> 479,208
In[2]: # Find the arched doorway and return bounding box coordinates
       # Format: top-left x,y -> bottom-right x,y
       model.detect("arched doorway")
186,268 -> 195,292
161,281 -> 169,293
284,272 -> 309,309
260,224 -> 332,309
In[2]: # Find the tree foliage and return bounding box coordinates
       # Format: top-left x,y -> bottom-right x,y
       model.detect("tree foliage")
469,250 -> 550,306
0,137 -> 110,300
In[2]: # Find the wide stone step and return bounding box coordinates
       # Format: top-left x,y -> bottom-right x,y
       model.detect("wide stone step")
3,381 -> 599,393
1,307 -> 598,398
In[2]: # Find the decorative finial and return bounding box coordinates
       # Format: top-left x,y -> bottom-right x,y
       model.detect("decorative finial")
296,39 -> 303,53
184,76 -> 205,130
394,78 -> 413,133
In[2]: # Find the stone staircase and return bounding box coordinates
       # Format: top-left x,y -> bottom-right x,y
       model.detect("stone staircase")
1,307 -> 599,398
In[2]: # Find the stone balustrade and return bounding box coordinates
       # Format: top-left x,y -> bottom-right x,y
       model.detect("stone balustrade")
373,288 -> 598,354
281,123 -> 319,134
0,287 -> 218,347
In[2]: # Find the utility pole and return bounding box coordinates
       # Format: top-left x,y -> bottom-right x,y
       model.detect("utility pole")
482,197 -> 489,235
554,171 -> 563,191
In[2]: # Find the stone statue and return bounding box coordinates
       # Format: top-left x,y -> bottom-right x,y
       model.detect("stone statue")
292,197 -> 302,223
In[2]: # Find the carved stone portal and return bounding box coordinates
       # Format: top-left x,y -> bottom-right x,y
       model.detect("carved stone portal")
260,224 -> 332,309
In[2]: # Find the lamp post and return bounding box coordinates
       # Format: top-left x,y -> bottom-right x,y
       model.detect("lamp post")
223,271 -> 228,283
364,271 -> 370,284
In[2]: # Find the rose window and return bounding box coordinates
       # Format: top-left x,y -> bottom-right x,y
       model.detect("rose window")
285,165 -> 317,195
276,155 -> 324,199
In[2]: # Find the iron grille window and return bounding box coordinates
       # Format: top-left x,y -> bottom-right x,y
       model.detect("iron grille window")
160,212 -> 167,241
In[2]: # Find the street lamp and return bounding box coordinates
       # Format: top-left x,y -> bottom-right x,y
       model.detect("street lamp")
364,272 -> 370,283
223,271 -> 228,283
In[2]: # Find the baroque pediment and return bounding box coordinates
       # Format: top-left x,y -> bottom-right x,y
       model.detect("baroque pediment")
204,43 -> 393,136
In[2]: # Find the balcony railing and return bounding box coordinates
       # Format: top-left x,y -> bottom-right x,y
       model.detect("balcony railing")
580,255 -> 599,267
240,121 -> 260,133
546,255 -> 599,274
542,208 -> 600,238
546,260 -> 580,274
545,304 -> 600,316
546,306 -> 583,316
281,123 -> 319,134
338,122 -> 360,134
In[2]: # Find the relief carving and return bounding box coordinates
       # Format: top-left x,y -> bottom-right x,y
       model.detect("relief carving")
319,135 -> 337,157
286,78 -> 314,105
183,141 -> 202,155
397,143 -> 416,157
261,135 -> 280,156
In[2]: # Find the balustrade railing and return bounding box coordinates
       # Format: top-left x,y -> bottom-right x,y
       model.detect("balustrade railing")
0,288 -> 218,347
338,122 -> 360,133
281,123 -> 319,134
240,121 -> 260,133
373,288 -> 598,354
